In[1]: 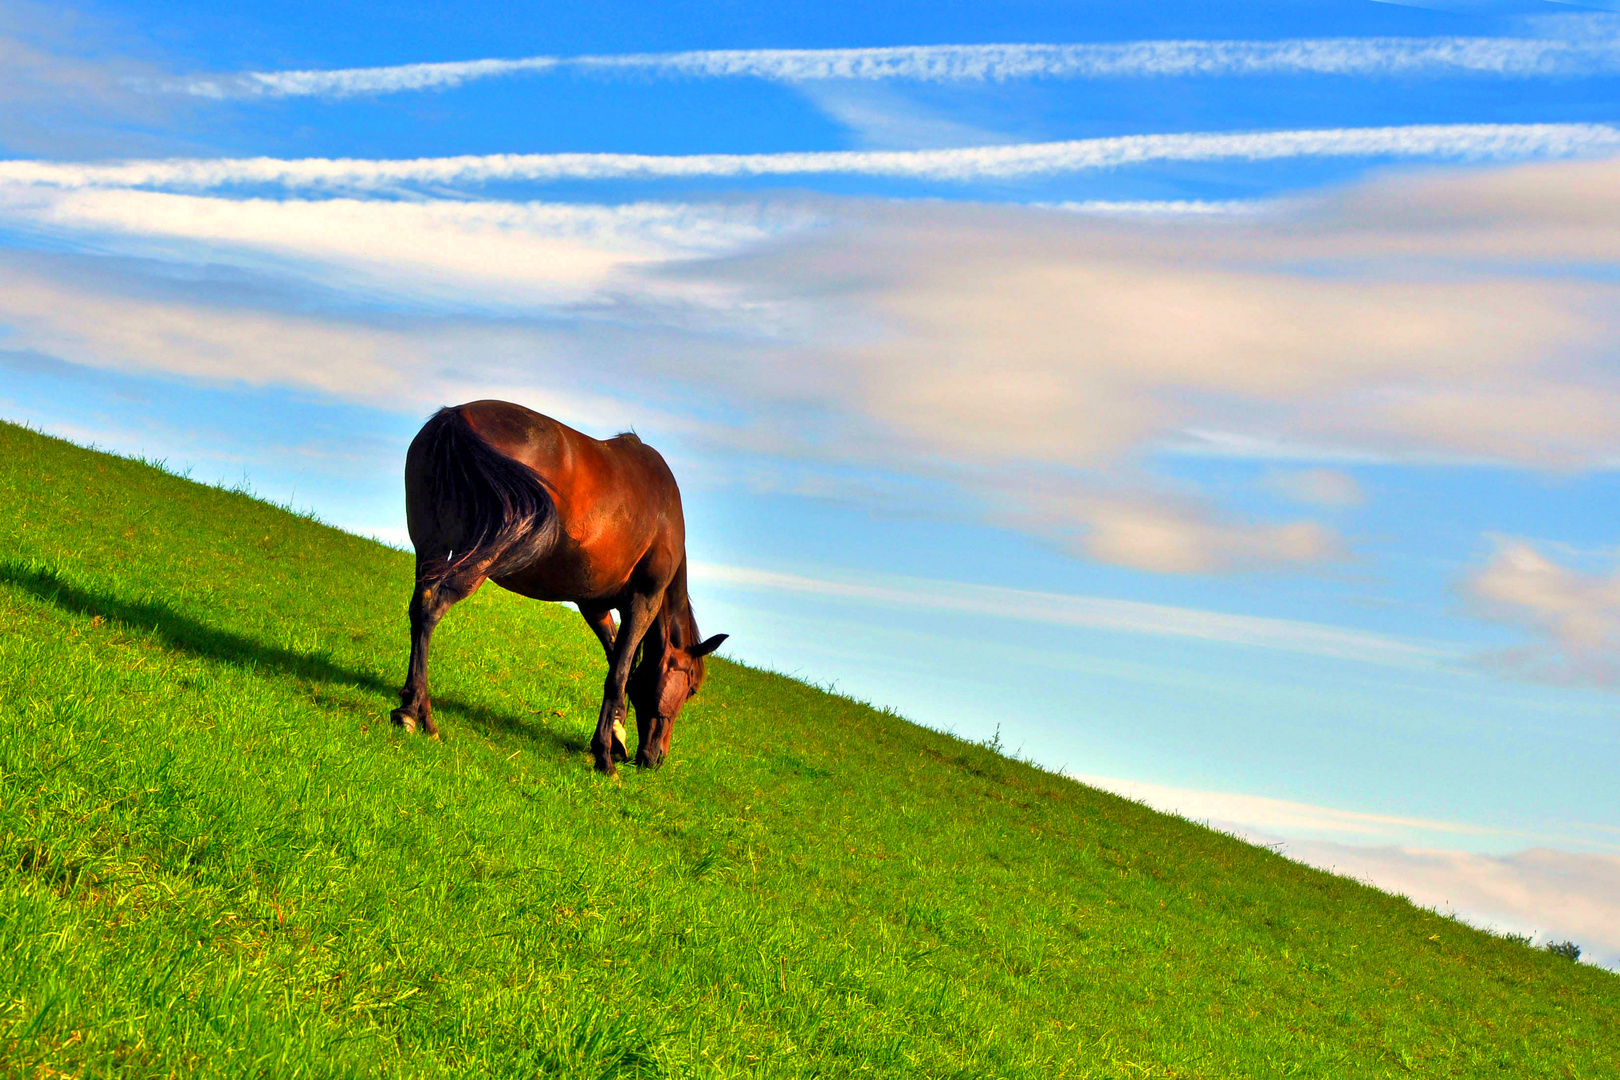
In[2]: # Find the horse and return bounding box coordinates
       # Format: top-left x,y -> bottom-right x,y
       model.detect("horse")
390,400 -> 727,775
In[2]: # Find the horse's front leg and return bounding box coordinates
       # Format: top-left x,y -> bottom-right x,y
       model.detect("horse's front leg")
578,606 -> 627,761
592,594 -> 657,776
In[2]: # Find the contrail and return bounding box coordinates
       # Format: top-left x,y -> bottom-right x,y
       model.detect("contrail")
3,124 -> 1615,190
164,34 -> 1620,99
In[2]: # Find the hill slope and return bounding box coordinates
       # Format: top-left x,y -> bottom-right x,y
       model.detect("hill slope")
0,419 -> 1614,1079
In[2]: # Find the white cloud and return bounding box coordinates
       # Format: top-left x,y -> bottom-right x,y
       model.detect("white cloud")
608,35 -> 1620,81
731,202 -> 1613,473
2,124 -> 1614,190
162,32 -> 1620,99
1465,538 -> 1620,685
6,158 -> 1620,577
0,187 -> 796,308
693,562 -> 1453,667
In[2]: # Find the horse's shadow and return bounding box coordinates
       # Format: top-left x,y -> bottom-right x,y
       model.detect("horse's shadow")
0,560 -> 583,755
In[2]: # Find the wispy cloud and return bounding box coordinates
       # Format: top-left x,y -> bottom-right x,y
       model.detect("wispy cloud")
164,33 -> 1620,99
1264,468 -> 1366,508
0,257 -> 426,402
1075,773 -> 1573,846
1006,487 -> 1347,574
3,124 -> 1614,191
692,562 -> 1454,667
791,78 -> 1010,151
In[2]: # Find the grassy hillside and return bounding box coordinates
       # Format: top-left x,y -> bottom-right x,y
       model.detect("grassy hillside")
0,419 -> 1614,1079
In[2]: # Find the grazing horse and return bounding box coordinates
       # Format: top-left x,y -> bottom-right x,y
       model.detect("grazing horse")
390,400 -> 727,775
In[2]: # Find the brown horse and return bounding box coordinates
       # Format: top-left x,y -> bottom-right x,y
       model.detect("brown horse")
390,400 -> 726,775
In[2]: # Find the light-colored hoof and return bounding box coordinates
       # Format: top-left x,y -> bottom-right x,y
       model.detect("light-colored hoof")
390,709 -> 418,733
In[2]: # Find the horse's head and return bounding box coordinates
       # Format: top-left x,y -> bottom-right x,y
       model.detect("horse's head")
629,616 -> 726,768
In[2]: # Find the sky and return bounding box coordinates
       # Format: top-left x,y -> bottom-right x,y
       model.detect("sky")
2,0 -> 1619,966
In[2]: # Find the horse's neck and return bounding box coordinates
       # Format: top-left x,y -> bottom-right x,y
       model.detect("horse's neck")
663,592 -> 696,648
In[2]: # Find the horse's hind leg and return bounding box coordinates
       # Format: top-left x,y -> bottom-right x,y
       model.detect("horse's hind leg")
393,562 -> 483,737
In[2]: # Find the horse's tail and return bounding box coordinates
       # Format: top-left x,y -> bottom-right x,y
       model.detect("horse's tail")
406,406 -> 559,589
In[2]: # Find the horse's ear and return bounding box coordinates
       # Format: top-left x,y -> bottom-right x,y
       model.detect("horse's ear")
688,634 -> 728,659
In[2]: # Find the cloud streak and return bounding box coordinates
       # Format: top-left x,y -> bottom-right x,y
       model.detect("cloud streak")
173,56 -> 561,100
2,124 -> 1615,190
692,562 -> 1454,667
167,33 -> 1620,99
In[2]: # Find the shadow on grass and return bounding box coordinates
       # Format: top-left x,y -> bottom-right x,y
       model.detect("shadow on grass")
0,559 -> 585,755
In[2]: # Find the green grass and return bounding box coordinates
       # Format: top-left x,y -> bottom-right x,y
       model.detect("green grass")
0,419 -> 1615,1079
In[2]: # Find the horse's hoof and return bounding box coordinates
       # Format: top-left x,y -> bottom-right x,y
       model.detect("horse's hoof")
390,709 -> 417,732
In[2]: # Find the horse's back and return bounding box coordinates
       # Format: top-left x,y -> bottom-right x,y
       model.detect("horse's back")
456,399 -> 569,469
450,401 -> 685,602
457,401 -> 676,507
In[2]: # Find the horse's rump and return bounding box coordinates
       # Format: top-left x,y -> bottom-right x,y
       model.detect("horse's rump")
406,407 -> 560,586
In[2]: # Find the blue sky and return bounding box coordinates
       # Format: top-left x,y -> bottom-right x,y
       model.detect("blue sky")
4,0 -> 1620,963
